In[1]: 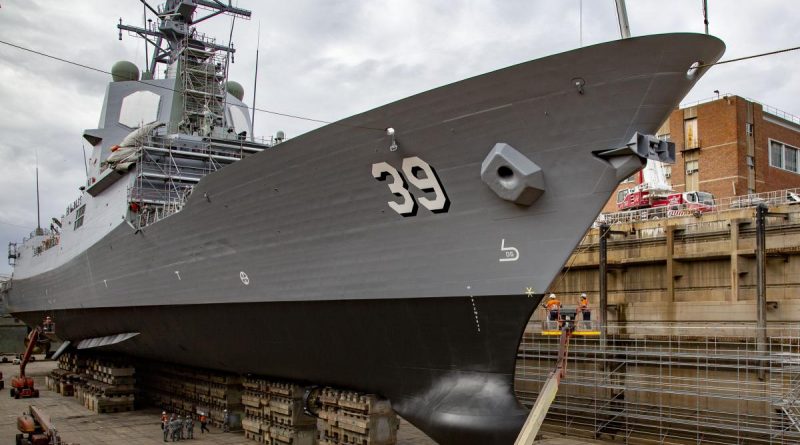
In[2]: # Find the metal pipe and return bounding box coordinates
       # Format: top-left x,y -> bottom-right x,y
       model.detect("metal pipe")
755,204 -> 767,379
614,0 -> 631,39
599,223 -> 609,346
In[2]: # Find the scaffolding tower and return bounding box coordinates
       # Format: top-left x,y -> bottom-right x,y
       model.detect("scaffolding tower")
178,31 -> 228,137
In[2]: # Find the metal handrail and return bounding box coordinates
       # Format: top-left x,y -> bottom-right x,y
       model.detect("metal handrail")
680,94 -> 800,127
598,187 -> 800,226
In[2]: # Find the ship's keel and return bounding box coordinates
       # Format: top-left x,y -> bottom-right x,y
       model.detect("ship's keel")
13,294 -> 539,444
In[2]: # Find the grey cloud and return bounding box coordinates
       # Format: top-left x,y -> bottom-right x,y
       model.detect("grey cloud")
1,0 -> 799,276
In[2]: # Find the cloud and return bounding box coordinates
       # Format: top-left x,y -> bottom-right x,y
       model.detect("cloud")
1,0 -> 798,277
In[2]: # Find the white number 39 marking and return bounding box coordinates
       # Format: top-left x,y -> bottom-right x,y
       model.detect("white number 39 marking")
372,156 -> 450,217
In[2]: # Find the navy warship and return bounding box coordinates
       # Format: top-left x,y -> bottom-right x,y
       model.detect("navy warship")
2,1 -> 725,443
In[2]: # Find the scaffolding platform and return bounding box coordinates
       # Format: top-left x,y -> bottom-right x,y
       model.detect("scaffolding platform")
516,321 -> 800,445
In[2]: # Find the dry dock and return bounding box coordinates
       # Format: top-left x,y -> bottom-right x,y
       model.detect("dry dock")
1,359 -> 608,445
516,199 -> 800,444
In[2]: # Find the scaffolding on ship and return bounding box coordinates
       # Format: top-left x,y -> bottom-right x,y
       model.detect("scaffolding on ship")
515,322 -> 800,444
127,131 -> 268,230
117,0 -> 271,230
177,30 -> 228,137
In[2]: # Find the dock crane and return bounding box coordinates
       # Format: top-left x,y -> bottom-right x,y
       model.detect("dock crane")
514,308 -> 599,445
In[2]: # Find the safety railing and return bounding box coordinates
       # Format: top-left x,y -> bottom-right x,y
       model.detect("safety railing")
597,187 -> 800,226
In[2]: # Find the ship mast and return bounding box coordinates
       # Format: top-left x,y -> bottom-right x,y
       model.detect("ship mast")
118,0 -> 251,136
35,149 -> 41,234
614,0 -> 631,39
119,1 -> 250,70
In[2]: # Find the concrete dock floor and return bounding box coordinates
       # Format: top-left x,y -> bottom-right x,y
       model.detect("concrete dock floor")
0,359 -> 606,444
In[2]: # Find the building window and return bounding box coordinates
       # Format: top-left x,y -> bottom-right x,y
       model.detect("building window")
74,205 -> 86,230
788,147 -> 798,172
770,139 -> 800,174
684,118 -> 699,149
685,160 -> 699,175
617,189 -> 629,204
770,141 -> 783,169
745,122 -> 754,136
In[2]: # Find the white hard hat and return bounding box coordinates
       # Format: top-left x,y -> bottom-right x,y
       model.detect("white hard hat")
548,294 -> 556,299
224,409 -> 228,412
163,411 -> 166,414
581,293 -> 587,297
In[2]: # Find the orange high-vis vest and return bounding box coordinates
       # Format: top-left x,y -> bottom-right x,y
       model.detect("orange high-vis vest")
545,299 -> 561,311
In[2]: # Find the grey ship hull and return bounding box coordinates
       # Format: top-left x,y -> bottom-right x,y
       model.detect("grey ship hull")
6,34 -> 724,444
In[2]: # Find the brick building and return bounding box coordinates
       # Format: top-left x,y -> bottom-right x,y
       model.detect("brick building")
602,95 -> 800,213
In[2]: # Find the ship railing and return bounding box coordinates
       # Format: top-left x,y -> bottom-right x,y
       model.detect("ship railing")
23,228 -> 52,242
20,227 -> 60,257
144,135 -> 248,161
148,130 -> 277,156
597,187 -> 800,225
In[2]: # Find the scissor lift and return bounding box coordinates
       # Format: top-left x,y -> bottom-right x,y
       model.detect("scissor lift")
514,308 -> 599,445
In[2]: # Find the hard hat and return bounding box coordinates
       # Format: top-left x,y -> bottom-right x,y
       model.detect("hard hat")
548,294 -> 556,300
162,411 -> 166,414
224,409 -> 228,412
581,293 -> 587,297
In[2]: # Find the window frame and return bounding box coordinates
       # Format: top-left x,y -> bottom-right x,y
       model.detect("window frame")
685,159 -> 699,175
74,205 -> 86,230
769,139 -> 800,174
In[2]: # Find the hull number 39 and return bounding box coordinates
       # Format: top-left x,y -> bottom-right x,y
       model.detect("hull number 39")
372,156 -> 450,217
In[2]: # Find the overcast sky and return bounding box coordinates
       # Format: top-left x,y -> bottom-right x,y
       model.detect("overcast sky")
0,0 -> 798,277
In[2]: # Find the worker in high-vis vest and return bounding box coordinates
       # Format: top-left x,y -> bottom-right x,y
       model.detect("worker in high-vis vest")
579,293 -> 591,321
542,294 -> 561,321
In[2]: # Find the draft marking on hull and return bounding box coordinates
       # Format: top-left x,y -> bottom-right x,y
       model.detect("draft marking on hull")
500,239 -> 520,262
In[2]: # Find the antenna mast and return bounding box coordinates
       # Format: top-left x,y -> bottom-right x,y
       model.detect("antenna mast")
35,149 -> 41,232
614,0 -> 631,39
702,0 -> 709,34
251,21 -> 260,136
81,143 -> 89,183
